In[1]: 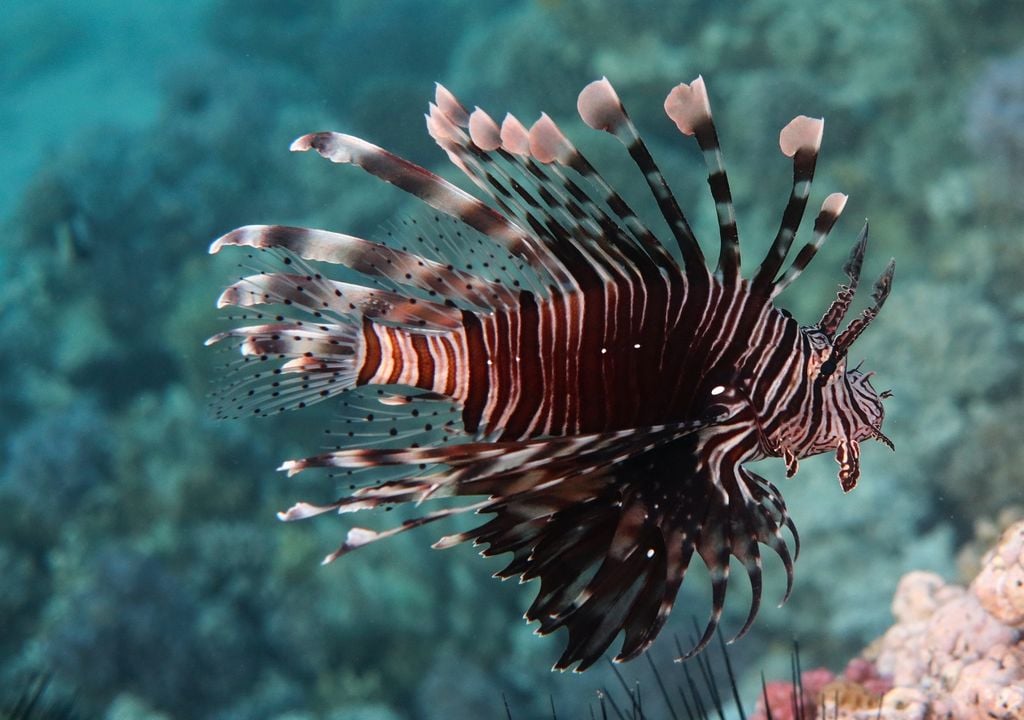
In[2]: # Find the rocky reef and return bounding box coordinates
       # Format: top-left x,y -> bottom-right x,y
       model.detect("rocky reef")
756,521 -> 1024,720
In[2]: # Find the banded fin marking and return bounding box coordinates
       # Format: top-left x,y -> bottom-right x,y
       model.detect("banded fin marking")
279,418 -> 710,479
522,111 -> 679,278
211,224 -> 517,311
580,78 -> 706,273
431,95 -> 623,280
831,257 -> 895,358
217,271 -> 462,333
818,222 -> 869,337
753,115 -> 825,294
664,77 -> 739,281
772,192 -> 848,298
290,132 -> 560,286
510,108 -> 674,277
207,321 -> 359,418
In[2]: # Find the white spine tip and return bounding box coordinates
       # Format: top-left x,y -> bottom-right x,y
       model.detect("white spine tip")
822,191 -> 848,216
663,76 -> 712,136
528,113 -> 572,164
289,134 -> 314,152
468,107 -> 502,151
577,77 -> 623,132
432,533 -> 461,550
499,114 -> 531,155
345,527 -> 379,549
434,83 -> 469,126
278,460 -> 303,477
779,115 -> 824,157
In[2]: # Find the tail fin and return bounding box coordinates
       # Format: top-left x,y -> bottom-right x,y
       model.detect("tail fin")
207,235 -> 474,418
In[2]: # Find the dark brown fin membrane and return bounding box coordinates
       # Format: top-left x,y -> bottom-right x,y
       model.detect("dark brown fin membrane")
277,422 -> 797,672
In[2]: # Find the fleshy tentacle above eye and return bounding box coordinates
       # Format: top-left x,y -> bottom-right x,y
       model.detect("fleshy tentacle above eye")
831,257 -> 895,358
818,222 -> 869,338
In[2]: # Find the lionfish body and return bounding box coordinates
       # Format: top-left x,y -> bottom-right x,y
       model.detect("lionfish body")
209,78 -> 893,670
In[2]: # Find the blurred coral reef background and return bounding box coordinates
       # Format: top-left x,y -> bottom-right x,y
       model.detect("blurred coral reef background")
1,1 -> 1023,718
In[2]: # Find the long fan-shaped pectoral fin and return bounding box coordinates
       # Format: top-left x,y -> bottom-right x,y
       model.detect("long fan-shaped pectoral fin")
614,524 -> 694,663
279,418 -> 710,478
730,532 -> 764,643
676,465 -> 799,659
682,516 -> 732,660
317,499 -> 494,565
545,505 -> 664,672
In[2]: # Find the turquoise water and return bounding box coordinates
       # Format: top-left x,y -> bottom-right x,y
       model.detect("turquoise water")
2,1 -> 1023,718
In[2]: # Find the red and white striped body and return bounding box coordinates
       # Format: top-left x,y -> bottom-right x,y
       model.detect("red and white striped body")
209,76 -> 893,670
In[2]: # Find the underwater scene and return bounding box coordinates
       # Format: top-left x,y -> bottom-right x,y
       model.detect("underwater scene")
3,1 -> 1024,718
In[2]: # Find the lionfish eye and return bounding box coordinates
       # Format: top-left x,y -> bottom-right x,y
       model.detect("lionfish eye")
817,355 -> 838,383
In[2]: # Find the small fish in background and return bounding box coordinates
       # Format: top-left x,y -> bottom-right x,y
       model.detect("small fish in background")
207,76 -> 894,671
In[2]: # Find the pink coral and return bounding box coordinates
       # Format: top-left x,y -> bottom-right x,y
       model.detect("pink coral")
749,524 -> 1024,720
752,679 -> 805,720
972,522 -> 1024,628
867,520 -> 1024,719
843,657 -> 893,697
751,662 -> 893,720
751,668 -> 835,720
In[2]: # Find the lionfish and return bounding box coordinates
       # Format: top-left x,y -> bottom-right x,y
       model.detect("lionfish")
208,77 -> 894,671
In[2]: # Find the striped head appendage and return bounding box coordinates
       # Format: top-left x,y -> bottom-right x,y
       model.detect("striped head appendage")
208,76 -> 893,670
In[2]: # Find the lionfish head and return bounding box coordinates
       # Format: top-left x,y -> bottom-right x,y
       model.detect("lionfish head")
797,222 -> 895,490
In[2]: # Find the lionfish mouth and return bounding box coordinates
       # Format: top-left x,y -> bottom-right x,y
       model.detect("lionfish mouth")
208,75 -> 892,670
